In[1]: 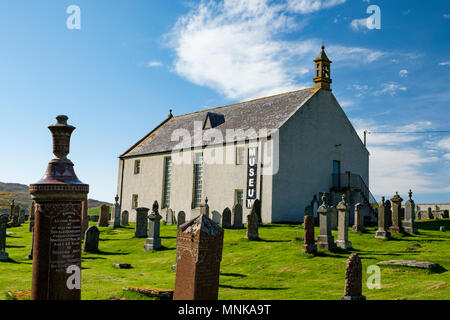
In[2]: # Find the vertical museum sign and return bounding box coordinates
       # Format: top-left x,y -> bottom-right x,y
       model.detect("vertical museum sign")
246,147 -> 258,209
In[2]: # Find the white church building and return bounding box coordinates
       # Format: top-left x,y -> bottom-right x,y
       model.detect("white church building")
116,47 -> 375,223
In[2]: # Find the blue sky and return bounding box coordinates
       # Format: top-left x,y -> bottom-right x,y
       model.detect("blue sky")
0,0 -> 449,204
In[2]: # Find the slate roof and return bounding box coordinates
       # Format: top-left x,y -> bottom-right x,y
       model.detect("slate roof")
121,87 -> 318,158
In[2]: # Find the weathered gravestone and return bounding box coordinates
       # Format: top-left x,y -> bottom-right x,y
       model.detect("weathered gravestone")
352,203 -> 365,232
9,199 -> 15,220
29,203 -> 36,232
19,209 -> 26,224
246,200 -> 260,241
0,213 -> 9,261
27,220 -> 35,259
302,215 -> 317,254
390,192 -> 405,234
29,201 -> 35,222
121,210 -> 129,226
112,195 -> 121,228
336,195 -> 352,249
404,190 -> 417,234
83,226 -> 100,253
144,201 -> 162,251
177,211 -> 185,226
165,208 -> 176,226
29,115 -> 89,300
212,210 -> 221,224
330,206 -> 338,230
341,254 -> 366,300
12,206 -> 20,227
97,204 -> 110,227
222,208 -> 231,229
317,193 -> 336,251
304,205 -> 313,217
173,214 -> 224,300
427,207 -> 433,220
231,203 -> 244,229
375,197 -> 391,239
135,207 -> 149,238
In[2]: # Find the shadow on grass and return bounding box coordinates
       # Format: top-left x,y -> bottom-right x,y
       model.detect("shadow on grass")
154,246 -> 175,252
96,250 -> 130,256
260,224 -> 299,228
219,284 -> 288,291
5,245 -> 25,249
253,238 -> 291,243
82,256 -> 107,260
220,273 -> 248,278
1,258 -> 25,264
417,219 -> 450,231
160,236 -> 177,239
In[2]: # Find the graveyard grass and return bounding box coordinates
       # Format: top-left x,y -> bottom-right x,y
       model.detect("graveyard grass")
1,219 -> 450,300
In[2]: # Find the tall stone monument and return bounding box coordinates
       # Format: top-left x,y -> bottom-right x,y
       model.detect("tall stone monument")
336,195 -> 352,249
222,208 -> 231,229
0,213 -> 9,261
302,215 -> 317,254
389,192 -> 405,234
317,193 -> 336,251
403,190 -> 417,234
29,115 -> 89,300
231,203 -> 244,229
97,204 -> 110,227
246,200 -> 260,241
144,201 -> 162,251
135,207 -> 149,238
341,254 -> 366,300
112,195 -> 121,228
375,197 -> 391,239
352,203 -> 365,232
173,214 -> 224,300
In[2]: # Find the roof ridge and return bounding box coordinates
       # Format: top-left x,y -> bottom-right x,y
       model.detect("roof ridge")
173,87 -> 316,118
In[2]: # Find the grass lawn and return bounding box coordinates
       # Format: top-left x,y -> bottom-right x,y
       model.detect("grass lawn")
1,219 -> 449,300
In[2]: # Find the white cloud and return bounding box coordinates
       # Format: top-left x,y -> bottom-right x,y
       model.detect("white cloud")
399,69 -> 408,77
147,61 -> 163,67
286,0 -> 346,14
440,61 -> 450,66
437,137 -> 450,151
374,82 -> 407,96
350,17 -> 369,31
167,0 -> 383,100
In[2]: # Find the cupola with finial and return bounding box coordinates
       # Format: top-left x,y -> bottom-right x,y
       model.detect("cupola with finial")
313,46 -> 332,91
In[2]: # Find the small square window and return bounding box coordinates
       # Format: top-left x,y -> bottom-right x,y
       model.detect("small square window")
134,160 -> 141,174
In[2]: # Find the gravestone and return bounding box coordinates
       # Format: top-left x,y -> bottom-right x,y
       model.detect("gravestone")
222,208 -> 231,229
9,199 -> 15,220
246,200 -> 260,241
427,208 -> 433,220
0,213 -> 9,261
12,206 -> 20,227
135,207 -> 149,238
385,200 -> 392,228
341,254 -> 366,300
403,190 -> 417,234
212,211 -> 221,224
165,208 -> 176,226
144,201 -> 162,251
173,214 -> 224,300
97,205 -> 110,227
390,192 -> 405,234
440,226 -> 446,232
177,211 -> 186,226
317,193 -> 336,251
112,195 -> 121,228
304,205 -> 313,217
375,197 -> 391,239
330,206 -> 338,230
352,203 -> 365,232
83,226 -> 100,253
302,215 -> 317,254
29,204 -> 36,232
29,201 -> 35,222
19,209 -> 26,224
336,195 -> 352,249
252,198 -> 262,225
231,203 -> 244,229
29,115 -> 89,300
121,211 -> 129,226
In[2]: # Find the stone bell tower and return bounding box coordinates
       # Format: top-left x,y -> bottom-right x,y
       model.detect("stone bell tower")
313,46 -> 332,91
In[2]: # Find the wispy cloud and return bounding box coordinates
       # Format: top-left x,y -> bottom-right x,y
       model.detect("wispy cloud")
147,61 -> 163,67
374,82 -> 407,96
350,17 -> 370,31
167,0 -> 383,100
439,61 -> 450,66
399,69 -> 408,77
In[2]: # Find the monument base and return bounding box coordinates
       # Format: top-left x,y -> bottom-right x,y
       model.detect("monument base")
352,225 -> 366,232
317,235 -> 336,250
403,222 -> 417,234
341,295 -> 366,301
144,238 -> 162,251
302,244 -> 317,254
0,251 -> 9,262
375,229 -> 391,239
335,240 -> 352,249
389,226 -> 405,234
